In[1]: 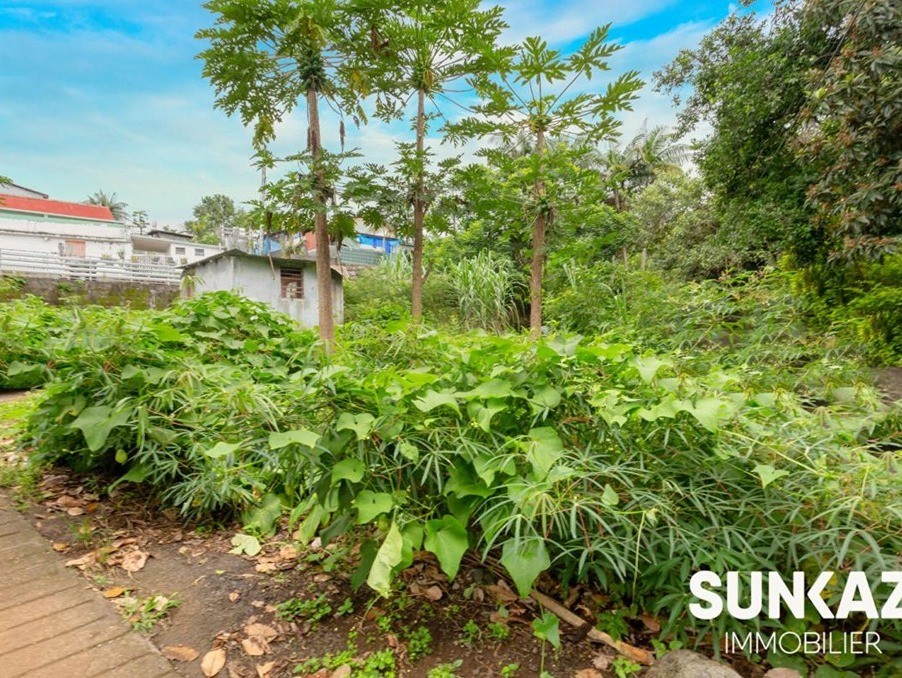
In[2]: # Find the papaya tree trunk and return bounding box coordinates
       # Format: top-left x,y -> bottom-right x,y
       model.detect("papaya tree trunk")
529,128 -> 547,340
307,86 -> 334,349
411,88 -> 426,322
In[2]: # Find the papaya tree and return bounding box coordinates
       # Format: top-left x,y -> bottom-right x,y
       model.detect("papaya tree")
447,28 -> 642,338
198,0 -> 367,347
352,0 -> 507,321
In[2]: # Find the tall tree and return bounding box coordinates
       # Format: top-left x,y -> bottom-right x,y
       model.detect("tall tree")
355,0 -> 507,321
447,28 -> 642,337
198,0 -> 366,347
185,194 -> 248,245
86,190 -> 129,221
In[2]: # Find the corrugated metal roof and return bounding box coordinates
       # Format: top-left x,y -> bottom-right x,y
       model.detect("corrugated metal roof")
0,194 -> 116,222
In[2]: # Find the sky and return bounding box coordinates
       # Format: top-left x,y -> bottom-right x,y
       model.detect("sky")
0,1 -> 767,226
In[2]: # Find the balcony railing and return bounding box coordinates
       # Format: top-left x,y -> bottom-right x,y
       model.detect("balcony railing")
0,249 -> 181,284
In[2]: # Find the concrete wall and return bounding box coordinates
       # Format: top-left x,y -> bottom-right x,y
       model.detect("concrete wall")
185,255 -> 344,328
0,213 -> 129,259
0,275 -> 178,309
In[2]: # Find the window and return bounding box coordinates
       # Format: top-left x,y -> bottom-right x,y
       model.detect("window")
175,246 -> 186,256
64,240 -> 86,257
280,269 -> 304,300
195,248 -> 204,257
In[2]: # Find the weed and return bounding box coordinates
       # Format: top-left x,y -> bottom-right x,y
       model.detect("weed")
487,621 -> 511,641
337,597 -> 354,616
276,593 -> 332,625
611,656 -> 642,677
121,594 -> 180,633
406,625 -> 433,662
500,663 -> 520,677
427,660 -> 462,678
458,619 -> 481,647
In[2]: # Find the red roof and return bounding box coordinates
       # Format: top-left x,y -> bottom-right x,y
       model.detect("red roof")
0,194 -> 116,221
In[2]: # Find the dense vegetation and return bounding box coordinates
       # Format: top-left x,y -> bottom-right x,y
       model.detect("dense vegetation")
1,280 -> 899,674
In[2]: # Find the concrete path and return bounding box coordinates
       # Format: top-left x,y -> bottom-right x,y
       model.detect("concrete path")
0,494 -> 178,678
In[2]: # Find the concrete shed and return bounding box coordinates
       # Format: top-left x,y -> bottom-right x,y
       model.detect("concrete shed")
182,250 -> 343,327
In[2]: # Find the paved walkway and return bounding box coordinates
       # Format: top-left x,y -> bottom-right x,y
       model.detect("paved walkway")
0,494 -> 178,678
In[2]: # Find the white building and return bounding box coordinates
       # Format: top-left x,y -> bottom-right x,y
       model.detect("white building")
0,185 -> 220,284
0,190 -> 130,259
182,250 -> 344,327
131,229 -> 220,266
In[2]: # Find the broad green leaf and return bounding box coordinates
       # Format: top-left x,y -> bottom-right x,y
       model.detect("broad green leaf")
680,397 -> 734,432
424,515 -> 469,579
70,406 -> 132,452
446,462 -> 493,498
354,490 -> 393,524
397,441 -> 419,461
269,428 -> 320,450
242,493 -> 283,536
467,399 -> 507,432
462,379 -> 513,400
526,427 -> 564,479
634,355 -> 667,383
7,361 -> 41,377
295,504 -> 326,545
367,521 -> 404,596
108,463 -> 151,492
151,323 -> 184,343
336,412 -> 376,440
229,533 -> 262,557
204,441 -> 240,459
531,611 -> 561,649
332,458 -> 366,485
500,538 -> 551,597
601,484 -> 620,507
413,389 -> 460,414
529,385 -> 561,412
754,464 -> 789,489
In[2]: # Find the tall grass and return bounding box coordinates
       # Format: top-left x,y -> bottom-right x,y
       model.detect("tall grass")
447,251 -> 524,332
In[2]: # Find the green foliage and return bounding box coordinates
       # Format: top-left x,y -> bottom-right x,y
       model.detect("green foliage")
121,594 -> 180,633
427,660 -> 462,678
447,250 -> 524,332
276,593 -> 333,625
405,625 -> 433,662
796,0 -> 901,262
611,656 -> 642,678
184,193 -> 249,245
2,287 -> 900,668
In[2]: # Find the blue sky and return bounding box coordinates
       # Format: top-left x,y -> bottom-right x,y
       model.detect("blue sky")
0,1 -> 765,226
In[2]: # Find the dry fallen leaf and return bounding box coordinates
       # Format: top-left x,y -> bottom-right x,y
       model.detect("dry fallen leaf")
229,591 -> 241,603
255,562 -> 277,574
278,545 -> 297,561
423,585 -> 443,601
102,587 -> 128,599
574,670 -> 604,678
245,623 -> 278,640
65,552 -> 97,569
639,613 -> 661,632
52,542 -> 69,552
330,666 -> 352,678
66,507 -> 86,517
201,648 -> 227,677
592,653 -> 613,671
120,550 -> 149,573
162,645 -> 200,662
240,637 -> 268,656
256,661 -> 276,678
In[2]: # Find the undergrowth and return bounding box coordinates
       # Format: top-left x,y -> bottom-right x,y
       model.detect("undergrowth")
1,279 -> 899,674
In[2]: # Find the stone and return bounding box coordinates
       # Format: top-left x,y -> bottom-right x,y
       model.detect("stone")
764,670 -> 802,678
644,650 -> 742,678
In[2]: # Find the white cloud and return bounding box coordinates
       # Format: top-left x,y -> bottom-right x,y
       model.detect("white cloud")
500,0 -> 680,44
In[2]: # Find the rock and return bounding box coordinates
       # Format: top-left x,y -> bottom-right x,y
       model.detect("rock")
764,670 -> 802,678
644,651 -> 742,678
